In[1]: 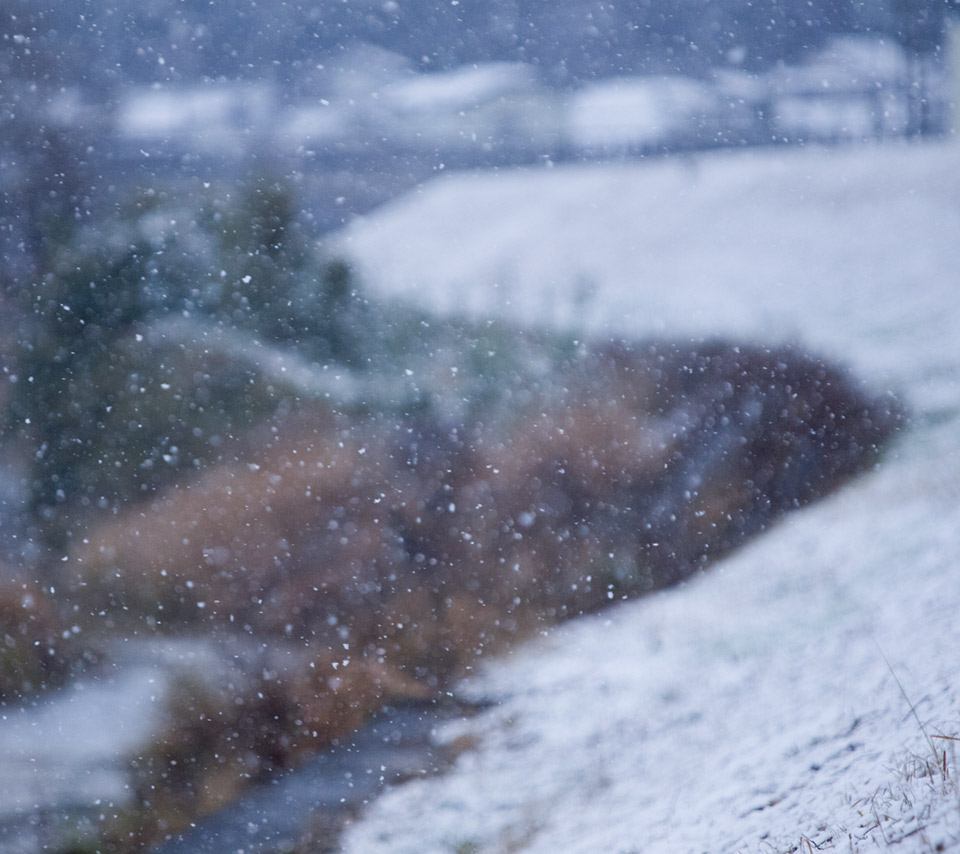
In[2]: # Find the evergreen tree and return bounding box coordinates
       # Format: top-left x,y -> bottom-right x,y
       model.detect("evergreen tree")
10,233 -> 154,549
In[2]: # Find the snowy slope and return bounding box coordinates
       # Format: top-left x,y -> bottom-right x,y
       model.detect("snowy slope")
332,140 -> 960,853
332,142 -> 960,418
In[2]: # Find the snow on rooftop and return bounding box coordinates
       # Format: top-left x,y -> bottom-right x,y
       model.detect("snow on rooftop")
769,35 -> 909,95
565,76 -> 718,148
775,95 -> 881,138
116,83 -> 274,138
280,103 -> 350,144
380,62 -> 539,114
715,36 -> 908,103
335,139 -> 960,853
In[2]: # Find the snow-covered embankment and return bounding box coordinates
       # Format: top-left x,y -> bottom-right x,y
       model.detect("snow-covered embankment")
333,140 -> 960,853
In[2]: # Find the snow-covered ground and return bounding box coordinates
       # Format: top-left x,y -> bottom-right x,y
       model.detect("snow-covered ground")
332,139 -> 960,853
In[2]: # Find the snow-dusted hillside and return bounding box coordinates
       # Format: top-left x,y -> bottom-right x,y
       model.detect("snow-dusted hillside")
332,141 -> 960,418
332,140 -> 960,853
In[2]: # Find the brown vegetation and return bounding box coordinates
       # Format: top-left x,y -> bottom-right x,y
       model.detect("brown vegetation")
0,574 -> 88,702
63,338 -> 902,843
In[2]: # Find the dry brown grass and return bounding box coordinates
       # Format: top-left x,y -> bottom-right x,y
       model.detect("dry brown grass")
63,338 -> 902,842
0,574 -> 87,701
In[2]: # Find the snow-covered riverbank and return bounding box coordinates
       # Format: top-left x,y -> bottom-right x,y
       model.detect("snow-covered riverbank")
334,139 -> 960,853
2,138 -> 956,854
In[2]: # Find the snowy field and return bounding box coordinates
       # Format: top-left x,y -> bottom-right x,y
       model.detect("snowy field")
332,140 -> 960,853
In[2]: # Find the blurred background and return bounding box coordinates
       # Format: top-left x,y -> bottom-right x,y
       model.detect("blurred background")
2,2 -> 960,853
2,0 -> 957,238
1,0 -> 956,558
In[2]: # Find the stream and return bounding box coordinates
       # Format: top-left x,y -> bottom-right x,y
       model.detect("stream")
155,701 -> 473,854
0,641 -> 476,854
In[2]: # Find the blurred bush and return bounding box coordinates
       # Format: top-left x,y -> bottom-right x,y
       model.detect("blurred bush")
66,336 -> 902,844
4,174 -> 373,553
0,576 -> 88,702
